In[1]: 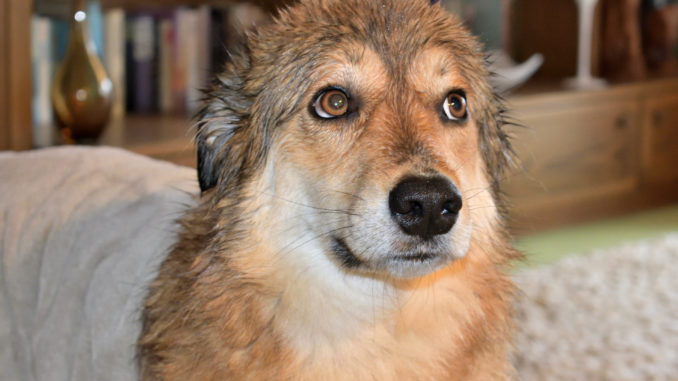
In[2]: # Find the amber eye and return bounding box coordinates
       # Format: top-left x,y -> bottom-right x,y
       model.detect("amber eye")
314,89 -> 349,119
443,91 -> 468,121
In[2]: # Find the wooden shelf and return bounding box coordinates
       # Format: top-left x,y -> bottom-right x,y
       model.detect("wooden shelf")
511,72 -> 678,97
97,113 -> 197,167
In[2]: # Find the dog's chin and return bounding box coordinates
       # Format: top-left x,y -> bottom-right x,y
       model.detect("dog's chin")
381,252 -> 451,279
331,237 -> 456,279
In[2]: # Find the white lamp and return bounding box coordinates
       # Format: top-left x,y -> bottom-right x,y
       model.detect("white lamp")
565,0 -> 607,89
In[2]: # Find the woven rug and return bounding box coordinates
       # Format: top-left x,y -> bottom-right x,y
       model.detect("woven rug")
513,233 -> 678,381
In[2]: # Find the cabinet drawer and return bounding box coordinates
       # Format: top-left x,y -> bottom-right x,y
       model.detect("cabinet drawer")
642,94 -> 678,183
504,101 -> 640,202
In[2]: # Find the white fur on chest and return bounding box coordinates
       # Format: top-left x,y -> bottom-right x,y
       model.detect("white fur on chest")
269,239 -> 476,380
262,217 -> 477,377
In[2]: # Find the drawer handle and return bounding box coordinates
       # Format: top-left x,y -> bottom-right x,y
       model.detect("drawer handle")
653,111 -> 663,127
615,115 -> 629,130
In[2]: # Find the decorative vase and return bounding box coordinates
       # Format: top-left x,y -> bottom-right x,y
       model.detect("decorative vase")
51,0 -> 113,142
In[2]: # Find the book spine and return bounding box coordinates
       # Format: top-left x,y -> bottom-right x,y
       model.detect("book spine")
183,9 -> 200,114
179,6 -> 212,115
192,6 -> 212,112
31,15 -> 55,147
104,8 -> 126,120
125,16 -> 135,112
158,18 -> 175,114
209,8 -> 227,75
130,14 -> 157,113
173,8 -> 191,114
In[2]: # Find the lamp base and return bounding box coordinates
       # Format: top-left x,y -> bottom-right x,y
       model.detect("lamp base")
564,75 -> 607,91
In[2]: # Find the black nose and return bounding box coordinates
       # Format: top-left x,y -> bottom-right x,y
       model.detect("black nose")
388,176 -> 462,240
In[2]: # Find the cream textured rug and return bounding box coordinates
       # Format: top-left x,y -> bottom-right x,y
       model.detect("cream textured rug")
513,233 -> 678,381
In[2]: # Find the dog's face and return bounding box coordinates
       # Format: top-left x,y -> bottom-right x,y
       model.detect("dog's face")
197,0 -> 511,280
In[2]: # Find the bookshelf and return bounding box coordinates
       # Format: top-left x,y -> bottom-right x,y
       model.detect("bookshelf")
1,0 -> 292,156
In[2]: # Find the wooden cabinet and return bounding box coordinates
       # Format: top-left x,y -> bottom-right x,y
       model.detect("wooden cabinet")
506,99 -> 640,199
506,78 -> 678,232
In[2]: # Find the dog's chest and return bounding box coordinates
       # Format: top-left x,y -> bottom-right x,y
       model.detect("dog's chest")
268,272 -> 471,380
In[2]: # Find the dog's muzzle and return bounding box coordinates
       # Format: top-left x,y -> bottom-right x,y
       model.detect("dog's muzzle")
388,176 -> 462,240
329,174 -> 466,278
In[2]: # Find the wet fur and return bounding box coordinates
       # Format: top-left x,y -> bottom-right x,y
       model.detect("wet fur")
139,0 -> 522,379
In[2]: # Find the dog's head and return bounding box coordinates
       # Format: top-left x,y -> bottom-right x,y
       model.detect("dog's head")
196,0 -> 513,280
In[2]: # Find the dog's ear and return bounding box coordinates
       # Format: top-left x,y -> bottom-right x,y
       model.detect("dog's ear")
196,50 -> 252,192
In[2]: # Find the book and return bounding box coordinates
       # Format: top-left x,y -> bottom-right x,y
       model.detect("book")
191,6 -> 212,114
158,17 -> 176,113
173,6 -> 213,115
172,8 -> 192,114
127,14 -> 157,113
104,8 -> 126,120
31,15 -> 55,147
182,8 -> 201,114
209,8 -> 228,75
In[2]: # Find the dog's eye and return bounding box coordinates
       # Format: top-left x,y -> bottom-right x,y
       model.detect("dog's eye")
314,89 -> 349,119
443,91 -> 468,121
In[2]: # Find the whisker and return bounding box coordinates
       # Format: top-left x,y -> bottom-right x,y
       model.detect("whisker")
463,187 -> 492,202
468,205 -> 498,211
252,189 -> 363,218
328,190 -> 366,202
275,225 -> 354,258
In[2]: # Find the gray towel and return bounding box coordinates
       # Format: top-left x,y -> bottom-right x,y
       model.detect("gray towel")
0,146 -> 197,381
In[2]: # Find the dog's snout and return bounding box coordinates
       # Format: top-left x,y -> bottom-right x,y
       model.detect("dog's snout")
388,176 -> 462,240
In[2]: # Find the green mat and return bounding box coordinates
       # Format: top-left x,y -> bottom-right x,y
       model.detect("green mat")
514,203 -> 678,267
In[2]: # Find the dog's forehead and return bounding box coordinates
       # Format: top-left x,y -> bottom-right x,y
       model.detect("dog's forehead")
271,0 -> 477,86
270,0 -> 473,66
313,42 -> 388,86
408,47 -> 468,93
316,43 -> 466,94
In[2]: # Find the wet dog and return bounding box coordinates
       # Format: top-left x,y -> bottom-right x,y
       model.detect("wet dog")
139,0 -> 521,379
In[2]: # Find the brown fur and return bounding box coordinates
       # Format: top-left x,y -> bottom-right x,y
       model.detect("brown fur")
139,0 -> 522,379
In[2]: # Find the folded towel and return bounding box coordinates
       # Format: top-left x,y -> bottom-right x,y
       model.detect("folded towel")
0,146 -> 197,381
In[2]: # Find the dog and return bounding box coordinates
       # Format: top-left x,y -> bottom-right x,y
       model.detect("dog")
139,0 -> 521,379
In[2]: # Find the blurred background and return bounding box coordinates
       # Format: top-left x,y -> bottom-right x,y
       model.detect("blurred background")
1,0 -> 678,265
